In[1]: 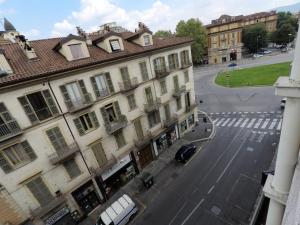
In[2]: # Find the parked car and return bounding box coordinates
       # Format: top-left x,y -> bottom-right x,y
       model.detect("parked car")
175,144 -> 197,163
281,98 -> 287,109
281,47 -> 288,53
253,54 -> 263,58
260,48 -> 272,54
96,194 -> 138,225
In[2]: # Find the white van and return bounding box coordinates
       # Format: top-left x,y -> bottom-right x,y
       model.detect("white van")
96,194 -> 138,225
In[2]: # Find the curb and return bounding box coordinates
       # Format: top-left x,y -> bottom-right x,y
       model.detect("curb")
191,110 -> 216,143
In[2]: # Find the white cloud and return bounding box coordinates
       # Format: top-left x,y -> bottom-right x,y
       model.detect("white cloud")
51,0 -> 300,37
22,29 -> 41,39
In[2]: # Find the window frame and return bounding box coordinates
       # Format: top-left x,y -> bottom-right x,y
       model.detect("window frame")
184,71 -> 189,83
114,131 -> 126,149
127,94 -> 137,111
68,43 -> 85,60
109,39 -> 121,52
143,35 -> 150,46
78,113 -> 97,133
2,144 -> 31,169
160,80 -> 167,95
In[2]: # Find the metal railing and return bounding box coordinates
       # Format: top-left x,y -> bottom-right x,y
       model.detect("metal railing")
0,120 -> 22,142
65,93 -> 93,113
154,66 -> 170,79
173,85 -> 187,98
144,98 -> 161,112
48,143 -> 80,165
104,115 -> 128,134
181,60 -> 192,69
118,77 -> 139,92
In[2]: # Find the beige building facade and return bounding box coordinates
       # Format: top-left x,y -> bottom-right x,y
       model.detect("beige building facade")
0,20 -> 196,225
207,11 -> 277,64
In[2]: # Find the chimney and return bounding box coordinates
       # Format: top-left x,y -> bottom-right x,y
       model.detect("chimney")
76,26 -> 92,46
15,35 -> 37,59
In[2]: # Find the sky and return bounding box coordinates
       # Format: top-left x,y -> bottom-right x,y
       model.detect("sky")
0,0 -> 299,39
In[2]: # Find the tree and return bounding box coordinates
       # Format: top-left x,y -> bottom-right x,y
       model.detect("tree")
176,18 -> 207,64
242,23 -> 268,53
154,30 -> 173,37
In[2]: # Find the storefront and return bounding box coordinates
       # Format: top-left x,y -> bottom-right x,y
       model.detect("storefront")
180,113 -> 195,134
153,125 -> 179,156
43,207 -> 75,225
136,144 -> 154,169
72,180 -> 101,215
99,154 -> 136,199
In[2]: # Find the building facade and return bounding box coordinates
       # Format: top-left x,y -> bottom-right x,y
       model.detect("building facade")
206,11 -> 277,64
0,20 -> 196,225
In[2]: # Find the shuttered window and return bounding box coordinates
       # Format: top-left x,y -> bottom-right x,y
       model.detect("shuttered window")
153,57 -> 166,71
0,141 -> 36,173
145,87 -> 154,104
160,80 -> 167,95
164,103 -> 171,121
127,94 -> 136,110
180,50 -> 190,66
173,75 -> 179,90
91,141 -> 108,167
114,131 -> 126,148
18,90 -> 59,124
148,110 -> 161,128
0,102 -> 20,138
184,71 -> 189,83
46,127 -> 68,153
91,74 -> 109,98
176,97 -> 182,111
63,159 -> 81,179
26,177 -> 53,207
168,53 -> 179,70
73,111 -> 99,136
109,40 -> 121,51
139,62 -> 149,81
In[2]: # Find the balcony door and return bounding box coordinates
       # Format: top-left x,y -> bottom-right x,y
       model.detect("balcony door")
164,104 -> 171,121
185,92 -> 191,107
120,67 -> 131,88
134,119 -> 144,139
66,82 -> 82,107
145,87 -> 154,104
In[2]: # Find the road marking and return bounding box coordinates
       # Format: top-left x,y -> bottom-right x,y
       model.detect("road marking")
227,112 -> 231,114
168,201 -> 188,225
254,118 -> 263,129
270,111 -> 275,114
228,118 -> 237,127
238,112 -> 242,114
277,119 -> 282,130
180,199 -> 205,225
249,132 -> 256,142
216,118 -> 225,126
216,135 -> 249,183
257,112 -> 261,114
261,118 -> 270,129
232,112 -> 237,114
244,112 -> 248,114
268,118 -> 278,130
213,118 -> 220,123
234,118 -> 243,127
222,112 -> 225,114
277,111 -> 282,114
257,133 -> 265,143
221,118 -> 231,127
247,118 -> 256,128
215,112 -> 220,115
207,185 -> 215,195
240,118 -> 249,128
263,112 -> 267,114
251,112 -> 255,114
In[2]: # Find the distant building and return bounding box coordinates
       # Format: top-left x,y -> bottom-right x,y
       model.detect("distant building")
206,11 -> 277,64
0,20 -> 197,225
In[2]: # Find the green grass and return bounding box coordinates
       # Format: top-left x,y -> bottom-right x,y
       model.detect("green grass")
215,62 -> 291,87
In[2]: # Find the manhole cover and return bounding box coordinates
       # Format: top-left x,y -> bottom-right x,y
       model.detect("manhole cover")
211,206 -> 221,215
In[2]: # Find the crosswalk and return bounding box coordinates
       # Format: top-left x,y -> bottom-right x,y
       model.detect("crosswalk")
214,117 -> 283,131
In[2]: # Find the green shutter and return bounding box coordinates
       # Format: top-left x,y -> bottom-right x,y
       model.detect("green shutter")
90,76 -> 100,98
173,76 -> 179,90
46,127 -> 67,153
42,90 -> 59,116
78,80 -> 91,102
21,140 -> 37,160
100,107 -> 110,124
0,153 -> 13,173
91,142 -> 107,167
180,51 -> 184,66
59,85 -> 73,109
168,55 -> 173,69
175,53 -> 179,68
18,96 -> 39,124
73,118 -> 85,136
105,73 -> 114,94
139,62 -> 149,81
145,87 -> 153,103
113,101 -> 122,117
90,111 -> 99,128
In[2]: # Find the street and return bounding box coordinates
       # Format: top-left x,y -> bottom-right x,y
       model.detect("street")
130,53 -> 291,225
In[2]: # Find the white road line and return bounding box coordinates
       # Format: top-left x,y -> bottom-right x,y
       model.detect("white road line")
234,118 -> 243,127
244,112 -> 248,114
269,119 -> 278,130
227,112 -> 231,114
232,112 -> 237,114
216,118 -> 225,126
277,119 -> 282,130
254,118 -> 263,129
270,111 -> 275,114
221,118 -> 231,127
257,112 -> 261,114
238,112 -> 242,114
277,111 -> 281,114
257,133 -> 265,143
180,199 -> 205,225
222,112 -> 225,114
207,185 -> 215,195
168,202 -> 188,225
228,118 -> 237,127
240,118 -> 249,128
247,118 -> 256,128
261,118 -> 270,129
213,118 -> 220,123
251,112 -> 255,114
263,112 -> 267,114
215,113 -> 220,115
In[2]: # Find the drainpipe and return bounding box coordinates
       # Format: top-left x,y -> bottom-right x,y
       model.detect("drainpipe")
265,21 -> 300,225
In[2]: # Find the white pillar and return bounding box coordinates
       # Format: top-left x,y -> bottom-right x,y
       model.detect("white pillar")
266,200 -> 285,225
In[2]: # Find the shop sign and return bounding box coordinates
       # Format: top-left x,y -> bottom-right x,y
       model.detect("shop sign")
44,207 -> 69,225
102,155 -> 131,181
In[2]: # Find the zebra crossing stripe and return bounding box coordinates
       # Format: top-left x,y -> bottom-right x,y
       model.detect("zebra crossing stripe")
240,118 -> 249,128
277,119 -> 282,130
247,118 -> 256,128
221,118 -> 231,126
268,119 -> 278,130
216,118 -> 225,126
228,118 -> 237,127
213,118 -> 220,123
261,118 -> 270,129
254,119 -> 263,129
234,118 -> 243,127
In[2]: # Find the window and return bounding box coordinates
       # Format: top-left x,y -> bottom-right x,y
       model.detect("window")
73,111 -> 99,135
110,40 -> 121,51
91,73 -> 114,98
139,62 -> 149,81
114,131 -> 126,148
153,57 -> 166,72
148,110 -> 161,128
180,50 -> 190,67
63,159 -> 81,179
46,127 -> 67,153
91,141 -> 107,167
100,102 -> 122,126
173,75 -> 179,90
145,87 -> 154,104
184,71 -> 189,83
164,104 -> 171,121
160,80 -> 167,95
18,90 -> 59,124
168,53 -> 179,70
0,102 -> 20,138
69,44 -> 85,60
127,94 -> 137,110
180,120 -> 188,133
176,97 -> 182,111
66,82 -> 82,106
144,35 -> 150,45
26,177 -> 53,207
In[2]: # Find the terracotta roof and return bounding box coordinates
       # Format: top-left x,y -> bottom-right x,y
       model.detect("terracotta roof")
0,33 -> 192,87
92,31 -> 123,44
53,34 -> 86,50
125,28 -> 153,41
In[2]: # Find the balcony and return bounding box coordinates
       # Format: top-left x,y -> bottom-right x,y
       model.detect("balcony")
94,157 -> 117,175
154,67 -> 170,79
48,143 -> 80,165
163,115 -> 179,128
31,196 -> 65,218
98,89 -> 110,99
180,60 -> 193,69
104,115 -> 127,134
185,103 -> 197,113
0,120 -> 22,142
173,85 -> 187,98
65,92 -> 93,113
119,77 -> 139,93
144,98 -> 161,113
134,133 -> 152,148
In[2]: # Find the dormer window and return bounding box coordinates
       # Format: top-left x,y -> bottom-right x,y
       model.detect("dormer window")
110,40 -> 121,52
144,35 -> 150,46
69,43 -> 85,60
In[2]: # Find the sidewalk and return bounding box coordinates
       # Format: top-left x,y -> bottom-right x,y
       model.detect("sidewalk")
79,115 -> 214,225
